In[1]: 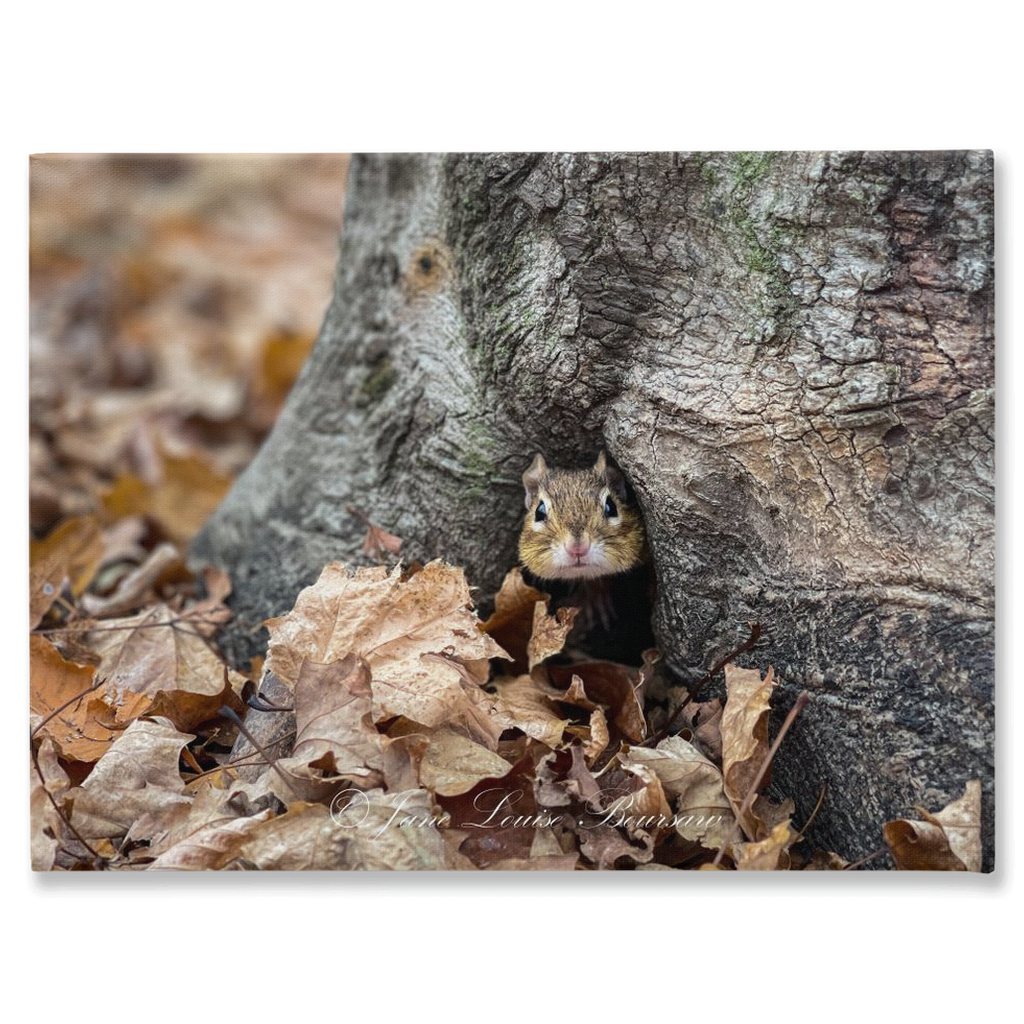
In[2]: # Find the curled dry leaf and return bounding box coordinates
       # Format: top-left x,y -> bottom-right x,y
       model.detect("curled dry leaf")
264,560 -> 509,730
883,780 -> 983,872
527,602 -> 578,672
535,744 -> 661,867
559,674 -> 600,712
733,820 -> 798,870
623,735 -> 736,850
548,661 -> 647,743
613,761 -> 675,838
69,717 -> 193,840
79,541 -> 181,618
492,673 -> 570,748
572,706 -> 609,764
481,567 -> 548,674
721,664 -> 777,839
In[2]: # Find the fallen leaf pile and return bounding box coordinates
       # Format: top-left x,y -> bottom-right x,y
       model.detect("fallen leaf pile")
30,154 -> 349,536
30,550 -> 984,870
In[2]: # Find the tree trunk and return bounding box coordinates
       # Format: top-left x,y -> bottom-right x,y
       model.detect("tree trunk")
191,152 -> 995,868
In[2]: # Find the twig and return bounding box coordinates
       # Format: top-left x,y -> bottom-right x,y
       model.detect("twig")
345,505 -> 373,529
218,706 -> 302,799
843,847 -> 889,871
33,608 -> 225,637
792,783 -> 827,844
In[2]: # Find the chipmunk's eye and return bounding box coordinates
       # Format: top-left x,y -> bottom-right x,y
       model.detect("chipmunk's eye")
603,495 -> 618,519
534,501 -> 547,523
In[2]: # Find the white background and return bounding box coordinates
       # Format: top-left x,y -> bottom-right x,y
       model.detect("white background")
4,2 -> 1016,1019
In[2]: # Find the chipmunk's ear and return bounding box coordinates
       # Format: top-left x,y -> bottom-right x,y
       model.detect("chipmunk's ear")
594,450 -> 627,500
523,453 -> 548,509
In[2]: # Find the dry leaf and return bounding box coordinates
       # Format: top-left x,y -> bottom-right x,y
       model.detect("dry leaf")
492,673 -> 569,748
419,728 -> 513,797
288,656 -> 383,781
527,602 -> 578,671
30,516 -> 103,627
805,850 -> 850,870
733,820 -> 798,870
264,560 -> 509,730
548,661 -> 647,743
614,761 -> 675,838
30,633 -> 154,763
559,674 -> 600,711
235,802 -> 349,869
30,735 -> 71,870
150,809 -> 275,870
79,542 -> 181,618
721,664 -> 777,839
381,733 -> 430,792
81,602 -> 245,714
579,824 -> 655,869
327,788 -> 473,870
623,735 -> 736,850
481,567 -> 548,674
578,706 -> 609,764
363,524 -> 402,560
102,452 -> 231,546
883,780 -> 983,871
70,717 -> 193,839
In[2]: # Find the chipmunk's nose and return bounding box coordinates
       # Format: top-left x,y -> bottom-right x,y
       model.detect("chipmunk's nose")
566,537 -> 591,560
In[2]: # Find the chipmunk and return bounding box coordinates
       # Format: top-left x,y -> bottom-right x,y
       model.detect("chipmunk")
518,450 -> 654,660
518,451 -> 647,582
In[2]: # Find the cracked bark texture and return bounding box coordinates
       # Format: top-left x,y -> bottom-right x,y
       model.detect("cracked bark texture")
192,152 -> 995,868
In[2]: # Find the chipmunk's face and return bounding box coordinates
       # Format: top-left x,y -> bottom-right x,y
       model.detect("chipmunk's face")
518,452 -> 646,580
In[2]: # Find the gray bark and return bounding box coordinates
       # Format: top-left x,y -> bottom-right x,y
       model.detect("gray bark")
192,152 -> 995,868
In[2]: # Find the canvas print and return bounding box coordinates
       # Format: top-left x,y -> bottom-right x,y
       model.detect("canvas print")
30,152 -> 994,871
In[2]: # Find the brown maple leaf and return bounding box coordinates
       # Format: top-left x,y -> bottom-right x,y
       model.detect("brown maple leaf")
263,560 -> 509,731
69,717 -> 194,840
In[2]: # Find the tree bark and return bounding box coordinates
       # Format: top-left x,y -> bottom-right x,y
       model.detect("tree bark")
191,152 -> 995,868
